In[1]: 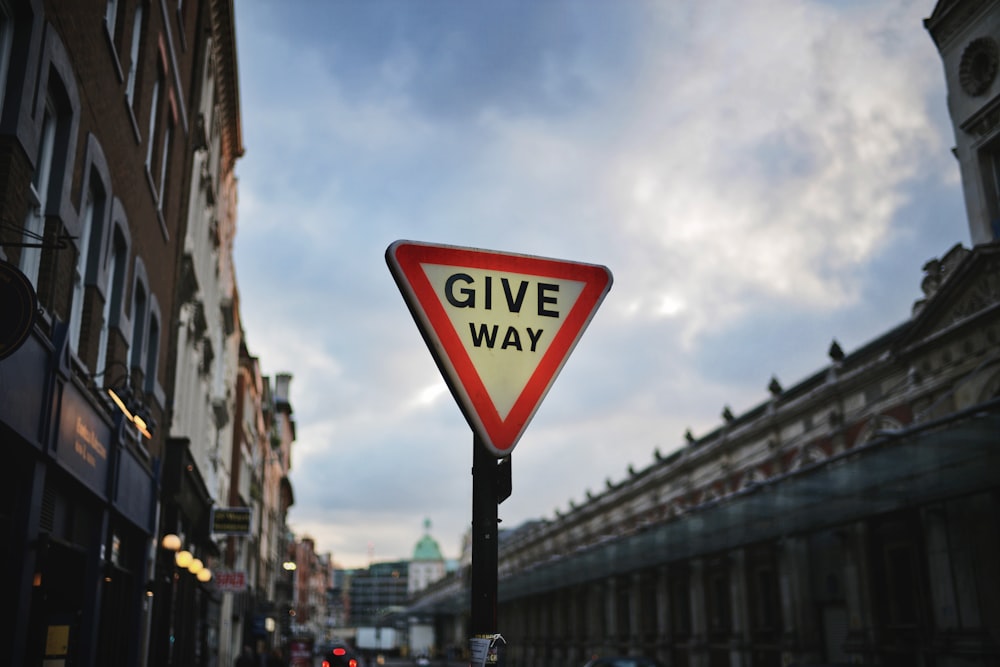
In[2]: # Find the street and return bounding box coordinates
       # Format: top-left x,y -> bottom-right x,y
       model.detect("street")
307,655 -> 465,667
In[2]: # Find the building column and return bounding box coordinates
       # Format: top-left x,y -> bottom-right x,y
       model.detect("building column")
729,548 -> 750,667
510,598 -> 527,667
689,557 -> 708,667
605,576 -> 618,650
922,504 -> 960,633
841,522 -> 877,663
777,536 -> 821,665
628,572 -> 642,653
655,565 -> 671,666
528,596 -> 541,667
587,581 -> 604,654
566,585 -> 583,667
539,592 -> 552,667
923,494 -> 1000,666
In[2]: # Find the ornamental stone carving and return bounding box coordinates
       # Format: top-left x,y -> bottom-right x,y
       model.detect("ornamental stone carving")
959,36 -> 999,96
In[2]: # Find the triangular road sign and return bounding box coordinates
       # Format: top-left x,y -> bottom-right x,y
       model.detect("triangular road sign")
387,240 -> 613,456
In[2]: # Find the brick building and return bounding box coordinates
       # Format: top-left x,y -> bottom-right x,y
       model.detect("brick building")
0,2 -> 265,667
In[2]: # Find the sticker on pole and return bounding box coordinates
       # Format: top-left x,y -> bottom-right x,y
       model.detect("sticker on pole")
386,240 -> 612,457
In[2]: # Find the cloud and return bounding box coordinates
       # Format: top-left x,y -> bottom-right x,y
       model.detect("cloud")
233,0 -> 965,567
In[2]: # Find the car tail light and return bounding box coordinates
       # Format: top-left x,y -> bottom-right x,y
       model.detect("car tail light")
334,648 -> 347,656
322,662 -> 330,667
349,660 -> 357,667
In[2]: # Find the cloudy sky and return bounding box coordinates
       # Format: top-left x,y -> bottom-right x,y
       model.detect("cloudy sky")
232,0 -> 966,569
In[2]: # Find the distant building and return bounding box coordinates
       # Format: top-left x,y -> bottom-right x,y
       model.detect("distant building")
349,560 -> 410,626
409,518 -> 447,596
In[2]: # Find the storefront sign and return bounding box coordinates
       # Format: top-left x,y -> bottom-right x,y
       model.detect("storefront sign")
56,382 -> 111,494
213,570 -> 247,592
211,507 -> 252,535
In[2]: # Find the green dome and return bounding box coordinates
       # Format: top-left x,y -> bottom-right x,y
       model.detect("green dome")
412,519 -> 444,561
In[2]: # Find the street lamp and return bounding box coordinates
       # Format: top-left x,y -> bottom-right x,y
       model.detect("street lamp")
161,534 -> 182,552
282,561 -> 298,642
93,360 -> 156,439
175,550 -> 193,569
158,539 -> 212,667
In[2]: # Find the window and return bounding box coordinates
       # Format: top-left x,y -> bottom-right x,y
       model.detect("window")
21,95 -> 59,286
213,315 -> 225,398
104,0 -> 127,53
156,122 -> 171,208
69,175 -> 107,355
95,229 -> 126,376
144,313 -> 159,393
104,0 -> 118,35
146,64 -> 175,213
0,1 -> 14,115
125,3 -> 143,108
130,282 -> 147,371
144,77 -> 158,167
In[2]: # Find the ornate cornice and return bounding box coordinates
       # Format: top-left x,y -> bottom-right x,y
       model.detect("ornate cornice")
209,0 -> 244,172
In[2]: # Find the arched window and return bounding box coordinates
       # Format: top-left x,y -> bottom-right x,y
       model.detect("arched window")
21,68 -> 73,289
144,312 -> 159,394
125,3 -> 144,108
69,171 -> 107,355
156,121 -> 171,209
96,226 -> 127,375
130,281 -> 147,371
21,96 -> 56,284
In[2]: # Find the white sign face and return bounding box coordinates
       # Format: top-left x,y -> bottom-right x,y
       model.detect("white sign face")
419,264 -> 587,420
387,241 -> 612,456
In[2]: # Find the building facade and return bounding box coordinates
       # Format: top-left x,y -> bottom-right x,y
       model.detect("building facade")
0,1 -> 199,665
349,560 -> 411,627
0,3 -> 296,667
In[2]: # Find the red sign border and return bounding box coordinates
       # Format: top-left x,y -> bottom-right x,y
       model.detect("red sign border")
387,240 -> 612,456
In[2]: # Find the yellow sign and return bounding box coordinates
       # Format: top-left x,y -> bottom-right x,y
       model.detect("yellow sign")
45,625 -> 70,656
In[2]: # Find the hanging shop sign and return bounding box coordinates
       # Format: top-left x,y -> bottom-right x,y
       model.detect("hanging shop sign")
0,259 -> 37,360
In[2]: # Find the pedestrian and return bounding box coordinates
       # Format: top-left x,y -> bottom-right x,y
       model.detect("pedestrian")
268,646 -> 288,667
235,645 -> 255,667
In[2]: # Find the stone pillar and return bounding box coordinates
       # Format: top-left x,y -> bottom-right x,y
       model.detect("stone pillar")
587,581 -> 604,655
777,536 -> 821,665
628,572 -> 643,652
605,576 -> 619,650
689,557 -> 708,667
729,548 -> 750,667
841,522 -> 877,663
922,504 -> 960,631
655,565 -> 671,666
566,586 -> 583,667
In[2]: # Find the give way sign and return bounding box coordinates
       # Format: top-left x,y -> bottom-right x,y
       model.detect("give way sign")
386,240 -> 613,457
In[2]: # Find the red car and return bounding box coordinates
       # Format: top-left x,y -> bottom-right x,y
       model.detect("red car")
322,644 -> 361,667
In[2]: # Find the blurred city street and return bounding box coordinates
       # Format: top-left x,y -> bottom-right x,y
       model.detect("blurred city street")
307,656 -> 464,667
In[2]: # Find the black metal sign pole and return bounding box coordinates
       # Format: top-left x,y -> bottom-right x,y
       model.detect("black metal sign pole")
470,437 -> 513,666
470,435 -> 498,648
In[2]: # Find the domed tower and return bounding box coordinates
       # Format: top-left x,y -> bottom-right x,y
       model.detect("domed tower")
408,518 -> 446,596
926,0 -> 1000,245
